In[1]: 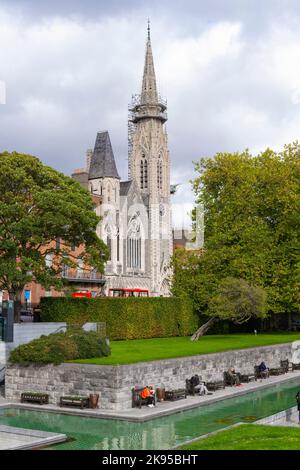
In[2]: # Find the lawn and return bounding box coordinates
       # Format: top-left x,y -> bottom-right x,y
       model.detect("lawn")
72,332 -> 300,365
179,424 -> 300,450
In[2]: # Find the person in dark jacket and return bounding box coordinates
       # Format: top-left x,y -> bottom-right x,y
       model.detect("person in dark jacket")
296,391 -> 300,424
257,361 -> 269,378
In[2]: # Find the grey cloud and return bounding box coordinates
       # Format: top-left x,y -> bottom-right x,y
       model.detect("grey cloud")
2,1 -> 300,229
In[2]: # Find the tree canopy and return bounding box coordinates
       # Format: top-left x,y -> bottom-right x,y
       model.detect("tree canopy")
172,142 -> 300,327
0,151 -> 109,319
191,277 -> 267,340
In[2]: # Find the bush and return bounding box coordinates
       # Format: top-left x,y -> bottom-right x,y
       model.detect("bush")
9,329 -> 111,365
40,297 -> 197,340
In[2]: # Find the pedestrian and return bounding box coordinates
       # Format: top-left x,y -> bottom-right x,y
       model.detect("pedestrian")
296,390 -> 300,424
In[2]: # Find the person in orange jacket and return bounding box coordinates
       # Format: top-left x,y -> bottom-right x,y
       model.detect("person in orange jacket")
140,386 -> 155,407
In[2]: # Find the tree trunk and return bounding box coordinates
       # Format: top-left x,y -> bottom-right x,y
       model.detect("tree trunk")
191,317 -> 217,341
9,291 -> 22,323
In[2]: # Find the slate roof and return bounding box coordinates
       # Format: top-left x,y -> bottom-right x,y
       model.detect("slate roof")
120,181 -> 132,196
88,131 -> 120,180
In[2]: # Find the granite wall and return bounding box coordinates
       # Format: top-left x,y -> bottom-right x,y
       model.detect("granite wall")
5,342 -> 293,410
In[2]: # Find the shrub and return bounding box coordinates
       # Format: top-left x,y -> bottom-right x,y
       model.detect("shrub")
67,328 -> 111,359
9,329 -> 111,365
40,297 -> 197,340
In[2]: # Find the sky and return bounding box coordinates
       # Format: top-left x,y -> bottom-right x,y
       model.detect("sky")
1,0 -> 300,229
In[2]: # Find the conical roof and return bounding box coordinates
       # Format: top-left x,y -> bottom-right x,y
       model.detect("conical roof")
141,22 -> 158,105
88,131 -> 120,180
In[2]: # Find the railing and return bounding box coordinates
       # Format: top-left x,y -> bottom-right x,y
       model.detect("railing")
62,271 -> 105,284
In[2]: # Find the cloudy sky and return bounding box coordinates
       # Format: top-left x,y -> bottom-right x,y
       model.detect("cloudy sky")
1,0 -> 300,229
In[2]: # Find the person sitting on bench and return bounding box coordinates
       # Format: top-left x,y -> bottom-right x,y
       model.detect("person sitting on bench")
258,361 -> 269,378
227,367 -> 241,386
199,382 -> 210,395
140,386 -> 155,407
190,375 -> 210,395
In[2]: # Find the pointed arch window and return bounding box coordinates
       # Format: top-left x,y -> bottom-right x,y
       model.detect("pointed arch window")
157,156 -> 163,190
107,236 -> 112,261
107,183 -> 111,203
127,216 -> 143,271
127,238 -> 141,270
140,154 -> 148,189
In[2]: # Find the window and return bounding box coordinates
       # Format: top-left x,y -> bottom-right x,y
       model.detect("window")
127,238 -> 141,269
77,258 -> 84,276
157,156 -> 162,190
140,159 -> 144,188
62,264 -> 69,277
117,233 -> 120,262
107,236 -> 112,261
107,184 -> 111,203
45,253 -> 53,268
140,154 -> 148,189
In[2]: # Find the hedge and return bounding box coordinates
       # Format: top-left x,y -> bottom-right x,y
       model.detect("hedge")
40,297 -> 197,340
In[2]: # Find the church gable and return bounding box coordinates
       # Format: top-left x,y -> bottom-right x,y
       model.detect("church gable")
120,180 -> 145,208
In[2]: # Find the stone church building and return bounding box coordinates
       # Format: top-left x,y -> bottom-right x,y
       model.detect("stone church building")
72,25 -> 172,296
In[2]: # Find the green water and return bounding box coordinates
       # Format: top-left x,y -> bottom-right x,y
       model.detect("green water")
0,378 -> 299,450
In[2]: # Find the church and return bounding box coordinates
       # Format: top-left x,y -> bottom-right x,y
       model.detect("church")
72,24 -> 172,296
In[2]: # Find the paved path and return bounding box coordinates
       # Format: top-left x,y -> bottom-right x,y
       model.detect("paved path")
267,409 -> 300,428
0,424 -> 66,450
1,370 -> 300,422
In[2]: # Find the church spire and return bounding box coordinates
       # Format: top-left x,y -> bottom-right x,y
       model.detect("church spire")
141,20 -> 158,105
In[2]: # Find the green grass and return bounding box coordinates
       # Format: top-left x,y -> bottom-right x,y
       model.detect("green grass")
179,424 -> 300,450
71,332 -> 300,365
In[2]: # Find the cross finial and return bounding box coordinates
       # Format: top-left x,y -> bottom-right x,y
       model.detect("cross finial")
147,18 -> 150,41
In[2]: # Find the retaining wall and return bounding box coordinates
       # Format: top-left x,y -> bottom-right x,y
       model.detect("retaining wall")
5,342 -> 294,410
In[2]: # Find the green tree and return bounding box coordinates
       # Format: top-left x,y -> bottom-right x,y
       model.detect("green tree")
0,151 -> 109,321
172,142 -> 300,333
191,277 -> 267,340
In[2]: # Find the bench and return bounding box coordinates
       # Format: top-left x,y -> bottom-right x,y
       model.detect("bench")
59,395 -> 89,409
254,366 -> 269,379
206,380 -> 225,391
280,360 -> 293,373
165,389 -> 187,401
240,374 -> 256,383
21,392 -> 49,405
132,387 -> 156,408
269,367 -> 285,376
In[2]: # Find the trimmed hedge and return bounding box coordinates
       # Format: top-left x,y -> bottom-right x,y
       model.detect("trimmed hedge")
10,328 -> 111,365
40,297 -> 197,340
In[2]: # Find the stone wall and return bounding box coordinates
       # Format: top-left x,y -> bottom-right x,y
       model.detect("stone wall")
5,342 -> 293,411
